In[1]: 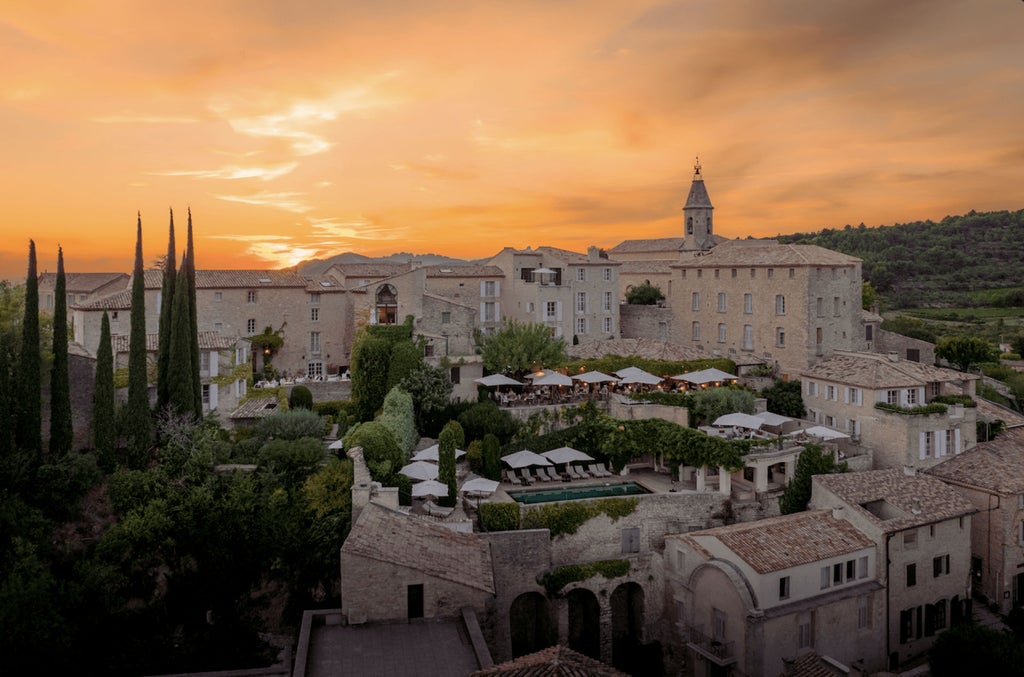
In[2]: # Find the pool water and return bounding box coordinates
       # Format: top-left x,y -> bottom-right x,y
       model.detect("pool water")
508,481 -> 651,504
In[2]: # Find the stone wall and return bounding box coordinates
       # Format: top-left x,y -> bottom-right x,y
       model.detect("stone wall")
619,303 -> 673,342
874,329 -> 936,365
607,399 -> 689,426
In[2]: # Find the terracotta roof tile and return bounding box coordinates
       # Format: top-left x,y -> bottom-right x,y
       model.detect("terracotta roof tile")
927,427 -> 1024,494
472,645 -> 627,677
801,351 -> 977,389
425,264 -> 505,277
675,510 -> 874,574
229,396 -> 284,419
814,468 -> 976,533
74,289 -> 133,310
343,502 -> 494,594
112,331 -> 240,353
616,260 -> 677,274
609,237 -> 684,254
673,239 -> 860,267
38,272 -> 127,292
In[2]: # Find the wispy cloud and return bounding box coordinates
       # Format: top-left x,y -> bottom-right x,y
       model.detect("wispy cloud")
154,162 -> 298,181
215,192 -> 313,213
91,114 -> 200,124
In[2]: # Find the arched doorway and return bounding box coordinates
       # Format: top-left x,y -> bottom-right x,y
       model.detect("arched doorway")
567,588 -> 600,659
375,284 -> 398,325
509,592 -> 556,658
611,582 -> 656,675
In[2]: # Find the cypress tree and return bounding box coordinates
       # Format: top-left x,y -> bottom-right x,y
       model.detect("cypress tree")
125,214 -> 152,466
438,422 -> 458,508
186,209 -> 202,421
15,240 -> 42,457
92,311 -> 115,471
0,331 -> 13,458
48,246 -> 73,457
167,258 -> 195,418
156,208 -> 177,411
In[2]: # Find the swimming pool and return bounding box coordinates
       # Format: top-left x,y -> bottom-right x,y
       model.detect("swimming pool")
508,481 -> 651,504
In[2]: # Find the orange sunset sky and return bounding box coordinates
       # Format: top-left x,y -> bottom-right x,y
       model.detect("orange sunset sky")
3,1 -> 1023,280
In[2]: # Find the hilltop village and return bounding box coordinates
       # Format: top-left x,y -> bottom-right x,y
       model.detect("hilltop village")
27,164 -> 1024,676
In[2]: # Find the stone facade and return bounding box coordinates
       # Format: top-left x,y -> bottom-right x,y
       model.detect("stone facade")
618,303 -> 673,344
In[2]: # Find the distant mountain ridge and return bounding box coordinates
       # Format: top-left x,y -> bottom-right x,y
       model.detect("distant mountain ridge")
298,251 -> 473,276
775,208 -> 1024,308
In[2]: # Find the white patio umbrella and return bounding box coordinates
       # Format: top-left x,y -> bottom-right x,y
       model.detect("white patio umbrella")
474,374 -> 524,387
616,368 -> 664,385
790,425 -> 850,440
533,267 -> 557,275
573,370 -> 620,384
529,371 -> 574,387
411,444 -> 467,463
399,461 -> 440,482
460,477 -> 500,496
412,479 -> 450,498
753,411 -> 795,426
327,439 -> 345,450
671,367 -> 738,385
712,413 -> 766,431
542,446 -> 594,464
501,449 -> 553,469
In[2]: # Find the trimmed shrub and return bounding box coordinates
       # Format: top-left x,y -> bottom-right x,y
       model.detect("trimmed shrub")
480,502 -> 520,532
288,385 -> 313,410
540,560 -> 630,594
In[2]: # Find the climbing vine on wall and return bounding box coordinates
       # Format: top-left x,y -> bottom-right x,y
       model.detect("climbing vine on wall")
521,497 -> 639,538
539,559 -> 631,595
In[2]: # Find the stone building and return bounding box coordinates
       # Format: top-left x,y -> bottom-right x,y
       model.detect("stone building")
666,510 -> 885,676
810,468 -> 976,669
484,245 -> 620,345
38,271 -> 128,320
927,427 -> 1024,614
801,351 -> 979,469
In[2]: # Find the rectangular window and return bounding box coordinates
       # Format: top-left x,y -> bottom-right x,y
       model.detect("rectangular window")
310,292 -> 320,305
214,322 -> 223,333
743,325 -> 753,350
906,563 -> 917,588
714,269 -> 720,279
450,366 -> 461,384
779,576 -> 790,600
820,565 -> 831,590
603,317 -> 613,333
718,292 -> 727,312
906,388 -> 918,405
846,559 -> 856,581
577,268 -> 586,282
923,431 -> 933,458
576,292 -> 587,313
797,612 -> 813,649
603,268 -> 611,282
789,268 -> 795,279
201,383 -> 210,405
866,324 -> 874,341
776,327 -> 785,347
718,323 -> 726,343
826,385 -> 836,401
214,291 -> 223,302
692,322 -> 701,341
310,331 -> 321,355
775,295 -> 786,315
848,387 -> 861,405
484,301 -> 496,322
247,318 -> 256,334
900,608 -> 914,644
768,268 -> 774,279
833,562 -> 844,585
731,268 -> 737,278
545,301 -> 557,319
307,361 -> 323,379
712,608 -> 726,642
247,290 -> 257,304
603,291 -> 612,311
743,293 -> 752,314
816,297 -> 823,317
484,280 -> 496,297
441,311 -> 451,324
692,292 -> 700,311
200,351 -> 210,372
833,297 -> 840,316
858,555 -> 869,579
904,530 -> 918,549
621,527 -> 640,554
857,595 -> 871,629
933,554 -> 950,577
576,317 -> 587,335
310,307 -> 319,322
886,389 -> 899,405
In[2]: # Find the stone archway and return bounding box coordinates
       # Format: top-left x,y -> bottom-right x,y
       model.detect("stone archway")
567,588 -> 601,659
509,592 -> 556,658
610,582 -> 647,674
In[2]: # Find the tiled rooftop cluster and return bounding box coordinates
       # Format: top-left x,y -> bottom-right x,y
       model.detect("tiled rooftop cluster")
928,427 -> 1024,494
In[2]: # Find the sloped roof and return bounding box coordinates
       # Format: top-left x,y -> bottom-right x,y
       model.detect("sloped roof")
303,274 -> 345,292
343,502 -> 494,594
112,331 -> 240,353
229,396 -> 283,419
673,510 -> 874,574
472,645 -> 627,677
75,289 -> 133,310
111,333 -> 159,353
616,260 -> 677,274
802,351 -> 976,389
685,176 -> 713,208
425,264 -> 505,278
38,271 -> 127,292
673,239 -> 860,267
608,237 -> 684,254
927,427 -> 1024,494
328,262 -> 409,279
814,468 -> 976,533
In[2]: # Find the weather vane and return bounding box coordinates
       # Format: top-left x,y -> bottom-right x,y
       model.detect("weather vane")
694,156 -> 701,176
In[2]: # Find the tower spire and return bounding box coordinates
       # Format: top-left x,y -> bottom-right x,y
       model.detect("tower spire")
694,155 -> 702,178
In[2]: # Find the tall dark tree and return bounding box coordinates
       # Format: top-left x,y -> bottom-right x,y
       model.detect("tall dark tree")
156,208 -> 177,411
48,246 -> 73,457
125,214 -> 152,466
15,240 -> 42,456
186,209 -> 202,421
437,421 -> 460,508
91,311 -> 115,470
0,331 -> 13,458
167,259 -> 196,418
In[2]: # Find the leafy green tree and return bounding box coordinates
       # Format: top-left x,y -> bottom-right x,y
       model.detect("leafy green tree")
350,335 -> 391,422
935,336 -> 998,372
482,433 -> 502,481
861,281 -> 877,311
625,282 -> 664,305
255,409 -> 324,441
15,240 -> 42,456
344,421 -> 403,484
92,312 -> 116,470
258,438 -> 325,486
779,444 -> 846,514
929,622 -> 1024,677
167,260 -> 196,419
288,385 -> 313,410
880,315 -> 936,343
399,361 -> 453,430
437,421 -> 459,508
386,340 -> 423,393
48,246 -> 73,457
458,400 -> 518,444
379,387 -> 417,456
763,380 -> 806,418
125,215 -> 152,467
156,209 -> 176,410
690,387 -> 756,425
480,319 -> 567,378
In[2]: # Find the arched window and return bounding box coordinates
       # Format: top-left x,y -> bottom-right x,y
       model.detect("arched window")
375,284 -> 398,325
686,217 -> 694,235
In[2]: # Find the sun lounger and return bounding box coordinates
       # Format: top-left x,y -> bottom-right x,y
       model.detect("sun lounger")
593,462 -> 613,477
502,469 -> 514,484
565,465 -> 584,480
544,467 -> 563,482
514,469 -> 533,485
571,464 -> 594,478
534,468 -> 552,482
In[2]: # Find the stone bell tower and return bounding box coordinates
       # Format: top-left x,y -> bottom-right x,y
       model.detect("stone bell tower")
681,157 -> 715,252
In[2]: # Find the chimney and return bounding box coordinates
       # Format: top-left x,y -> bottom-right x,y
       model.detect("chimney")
888,352 -> 899,362
832,506 -> 844,520
911,498 -> 922,515
903,465 -> 916,477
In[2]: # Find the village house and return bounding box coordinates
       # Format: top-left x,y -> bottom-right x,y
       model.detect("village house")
927,426 -> 1024,614
809,468 -> 976,669
666,510 -> 885,676
801,351 -> 979,469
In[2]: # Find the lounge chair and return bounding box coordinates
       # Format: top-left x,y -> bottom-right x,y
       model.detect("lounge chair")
571,464 -> 594,478
544,467 -> 563,482
593,462 -> 613,477
565,465 -> 584,480
514,469 -> 533,485
534,468 -> 552,482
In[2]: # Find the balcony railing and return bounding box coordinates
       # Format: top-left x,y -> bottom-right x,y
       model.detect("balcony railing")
681,623 -> 737,666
